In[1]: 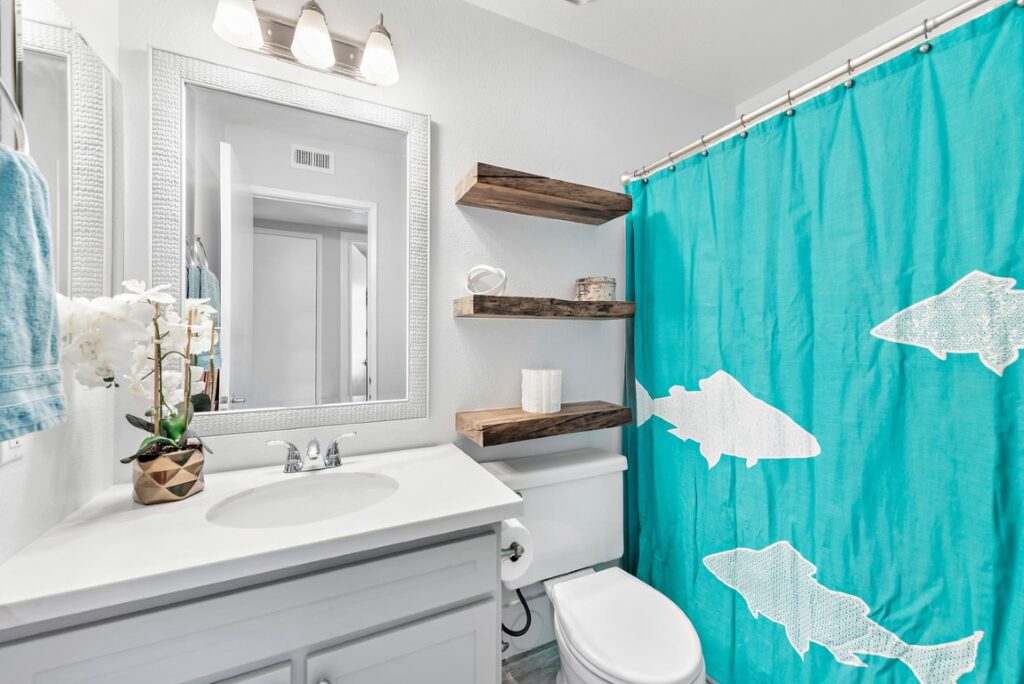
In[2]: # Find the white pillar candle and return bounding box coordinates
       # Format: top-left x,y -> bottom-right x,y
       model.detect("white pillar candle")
522,369 -> 562,414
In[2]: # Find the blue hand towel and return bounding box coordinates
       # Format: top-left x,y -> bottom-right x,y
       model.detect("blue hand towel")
0,146 -> 66,441
187,263 -> 222,368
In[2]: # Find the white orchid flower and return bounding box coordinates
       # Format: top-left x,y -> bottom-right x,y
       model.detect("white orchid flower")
122,279 -> 177,305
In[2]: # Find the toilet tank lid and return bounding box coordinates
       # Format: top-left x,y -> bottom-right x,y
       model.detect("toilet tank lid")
481,449 -> 626,491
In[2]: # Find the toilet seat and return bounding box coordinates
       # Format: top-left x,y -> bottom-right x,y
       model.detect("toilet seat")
548,568 -> 704,684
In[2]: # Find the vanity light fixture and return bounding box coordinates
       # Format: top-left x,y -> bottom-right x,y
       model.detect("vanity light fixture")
212,0 -> 264,50
360,14 -> 399,86
211,1 -> 400,86
291,1 -> 336,69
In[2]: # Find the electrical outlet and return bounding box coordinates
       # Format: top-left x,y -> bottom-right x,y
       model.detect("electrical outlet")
0,437 -> 27,465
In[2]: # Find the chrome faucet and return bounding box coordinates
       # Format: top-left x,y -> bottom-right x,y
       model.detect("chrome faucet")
267,433 -> 356,473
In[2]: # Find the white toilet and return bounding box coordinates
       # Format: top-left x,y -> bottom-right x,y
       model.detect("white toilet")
483,450 -> 706,684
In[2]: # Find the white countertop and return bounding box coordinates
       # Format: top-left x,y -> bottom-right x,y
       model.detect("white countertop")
0,443 -> 522,640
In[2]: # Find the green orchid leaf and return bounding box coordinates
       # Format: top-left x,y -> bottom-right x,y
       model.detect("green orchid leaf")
121,435 -> 178,464
125,413 -> 156,433
181,428 -> 213,454
160,411 -> 188,442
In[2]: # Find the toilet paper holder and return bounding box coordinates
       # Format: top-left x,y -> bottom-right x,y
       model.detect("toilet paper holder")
501,541 -> 525,563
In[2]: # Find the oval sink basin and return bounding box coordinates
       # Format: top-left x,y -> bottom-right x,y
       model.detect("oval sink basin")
206,473 -> 399,529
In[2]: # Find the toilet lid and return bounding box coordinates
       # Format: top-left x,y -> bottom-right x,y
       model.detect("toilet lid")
550,568 -> 703,684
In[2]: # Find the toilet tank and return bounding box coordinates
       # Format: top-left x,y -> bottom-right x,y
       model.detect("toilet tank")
482,448 -> 627,589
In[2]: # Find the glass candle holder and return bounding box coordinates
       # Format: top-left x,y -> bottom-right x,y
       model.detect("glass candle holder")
522,369 -> 562,414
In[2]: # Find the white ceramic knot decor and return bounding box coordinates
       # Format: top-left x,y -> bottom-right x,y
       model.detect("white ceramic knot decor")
466,264 -> 507,296
522,369 -> 562,414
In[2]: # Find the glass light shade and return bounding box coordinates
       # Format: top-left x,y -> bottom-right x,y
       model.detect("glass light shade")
291,4 -> 336,69
361,26 -> 399,86
212,0 -> 264,50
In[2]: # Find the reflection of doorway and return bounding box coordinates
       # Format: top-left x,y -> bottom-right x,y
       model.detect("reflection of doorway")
252,227 -> 321,408
218,160 -> 377,409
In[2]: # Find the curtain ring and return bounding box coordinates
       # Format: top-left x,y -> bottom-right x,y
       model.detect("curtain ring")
739,113 -> 749,139
641,164 -> 649,184
919,18 -> 933,53
844,59 -> 856,88
700,135 -> 709,157
668,152 -> 676,172
785,90 -> 796,117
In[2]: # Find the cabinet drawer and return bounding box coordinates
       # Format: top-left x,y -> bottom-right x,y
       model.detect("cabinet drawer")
0,533 -> 497,683
217,662 -> 291,684
307,601 -> 498,684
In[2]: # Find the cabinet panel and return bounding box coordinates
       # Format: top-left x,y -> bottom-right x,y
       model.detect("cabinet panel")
217,662 -> 291,684
0,533 -> 497,683
307,601 -> 498,684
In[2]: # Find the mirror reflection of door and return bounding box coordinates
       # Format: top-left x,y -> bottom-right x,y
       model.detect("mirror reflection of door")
218,178 -> 374,411
187,85 -> 404,412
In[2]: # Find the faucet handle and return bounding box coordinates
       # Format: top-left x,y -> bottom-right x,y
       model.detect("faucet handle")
267,440 -> 303,473
324,432 -> 357,469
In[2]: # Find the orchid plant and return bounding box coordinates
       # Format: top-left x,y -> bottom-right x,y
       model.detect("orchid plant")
57,280 -> 218,463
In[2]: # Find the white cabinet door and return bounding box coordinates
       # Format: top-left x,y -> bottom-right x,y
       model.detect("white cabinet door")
217,662 -> 292,684
307,601 -> 498,684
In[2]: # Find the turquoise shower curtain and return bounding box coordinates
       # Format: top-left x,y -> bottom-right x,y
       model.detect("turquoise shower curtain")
624,4 -> 1023,683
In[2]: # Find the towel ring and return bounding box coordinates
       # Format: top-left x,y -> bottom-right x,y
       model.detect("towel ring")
193,236 -> 210,270
0,80 -> 30,154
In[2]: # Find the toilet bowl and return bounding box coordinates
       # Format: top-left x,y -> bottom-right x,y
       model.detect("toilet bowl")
483,450 -> 706,684
547,568 -> 705,684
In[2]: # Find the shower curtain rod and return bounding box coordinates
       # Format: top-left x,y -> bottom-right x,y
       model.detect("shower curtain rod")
621,0 -> 1009,186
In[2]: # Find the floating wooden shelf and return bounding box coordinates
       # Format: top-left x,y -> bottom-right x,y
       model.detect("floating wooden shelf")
456,401 -> 632,447
456,163 -> 633,225
454,295 -> 635,320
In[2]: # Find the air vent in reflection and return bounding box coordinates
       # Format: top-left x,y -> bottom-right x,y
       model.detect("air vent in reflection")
291,144 -> 335,174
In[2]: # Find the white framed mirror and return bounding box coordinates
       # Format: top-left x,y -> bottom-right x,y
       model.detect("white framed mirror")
151,51 -> 429,436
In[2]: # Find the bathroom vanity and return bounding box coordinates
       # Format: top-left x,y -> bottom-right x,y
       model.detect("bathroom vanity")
0,444 -> 522,683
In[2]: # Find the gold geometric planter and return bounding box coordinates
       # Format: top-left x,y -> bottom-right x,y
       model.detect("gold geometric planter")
132,447 -> 205,505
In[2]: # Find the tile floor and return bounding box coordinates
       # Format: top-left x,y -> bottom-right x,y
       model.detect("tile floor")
501,642 -> 561,684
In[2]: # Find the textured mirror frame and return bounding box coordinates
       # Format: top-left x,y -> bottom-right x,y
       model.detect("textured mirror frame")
24,21 -> 113,298
150,50 -> 429,436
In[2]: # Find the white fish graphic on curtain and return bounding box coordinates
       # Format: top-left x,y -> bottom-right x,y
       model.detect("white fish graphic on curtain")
704,542 -> 983,684
871,270 -> 1024,375
635,371 -> 820,468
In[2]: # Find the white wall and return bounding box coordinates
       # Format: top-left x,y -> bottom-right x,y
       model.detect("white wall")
0,0 -> 117,566
112,0 -> 732,474
1,0 -> 729,563
0,0 -> 725,566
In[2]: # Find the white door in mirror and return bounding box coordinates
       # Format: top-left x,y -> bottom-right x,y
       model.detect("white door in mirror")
0,437 -> 27,465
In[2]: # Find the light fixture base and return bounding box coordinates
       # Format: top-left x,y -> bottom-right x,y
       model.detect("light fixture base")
252,11 -> 373,84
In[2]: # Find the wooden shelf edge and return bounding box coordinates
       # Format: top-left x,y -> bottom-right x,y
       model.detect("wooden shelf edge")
454,295 -> 635,320
455,163 -> 632,226
456,401 -> 633,447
